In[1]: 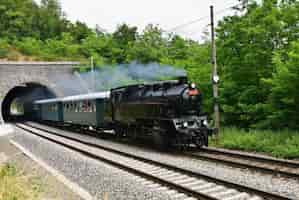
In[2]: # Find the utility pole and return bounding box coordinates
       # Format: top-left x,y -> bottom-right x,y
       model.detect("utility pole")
210,5 -> 220,136
0,103 -> 3,125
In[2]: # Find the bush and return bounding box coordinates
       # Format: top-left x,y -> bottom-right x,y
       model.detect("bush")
0,164 -> 41,199
0,39 -> 10,58
16,37 -> 43,56
210,128 -> 299,159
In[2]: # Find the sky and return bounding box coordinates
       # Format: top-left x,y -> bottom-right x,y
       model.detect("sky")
36,0 -> 240,41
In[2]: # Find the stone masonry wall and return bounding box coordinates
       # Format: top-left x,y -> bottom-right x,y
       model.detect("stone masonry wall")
0,62 -> 78,122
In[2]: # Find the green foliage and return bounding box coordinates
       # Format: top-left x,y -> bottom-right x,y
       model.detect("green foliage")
0,0 -> 38,39
217,0 -> 299,129
69,21 -> 93,42
263,41 -> 299,129
1,0 -> 299,132
0,164 -> 17,178
127,25 -> 167,63
112,24 -> 137,63
0,164 -> 42,199
210,128 -> 299,159
37,0 -> 68,39
0,39 -> 10,58
15,37 -> 42,56
42,33 -> 80,60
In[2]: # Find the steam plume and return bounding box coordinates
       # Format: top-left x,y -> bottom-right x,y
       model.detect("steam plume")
49,62 -> 186,96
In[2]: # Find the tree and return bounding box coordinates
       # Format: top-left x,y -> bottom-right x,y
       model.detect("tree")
112,24 -> 138,63
128,24 -> 167,63
167,35 -> 188,60
36,0 -> 69,39
69,21 -> 93,42
264,41 -> 299,129
0,0 -> 39,39
217,0 -> 299,128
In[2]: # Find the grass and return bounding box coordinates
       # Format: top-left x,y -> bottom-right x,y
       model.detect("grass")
209,127 -> 299,159
0,164 -> 42,200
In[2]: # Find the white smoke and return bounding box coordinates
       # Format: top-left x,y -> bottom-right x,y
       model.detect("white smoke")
49,62 -> 186,96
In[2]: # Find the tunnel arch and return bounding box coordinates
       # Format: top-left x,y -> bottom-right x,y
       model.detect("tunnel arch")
1,82 -> 57,122
0,61 -> 79,123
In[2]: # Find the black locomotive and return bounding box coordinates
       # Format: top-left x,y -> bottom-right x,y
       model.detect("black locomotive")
33,76 -> 213,149
111,77 -> 213,148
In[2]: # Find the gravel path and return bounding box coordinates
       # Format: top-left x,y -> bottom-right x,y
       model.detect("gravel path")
1,134 -> 82,200
28,122 -> 299,199
13,127 -> 188,200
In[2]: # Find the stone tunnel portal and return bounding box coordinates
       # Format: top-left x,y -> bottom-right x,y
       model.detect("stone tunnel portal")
1,83 -> 56,122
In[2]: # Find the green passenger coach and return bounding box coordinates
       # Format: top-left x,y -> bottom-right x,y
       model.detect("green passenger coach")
33,92 -> 111,128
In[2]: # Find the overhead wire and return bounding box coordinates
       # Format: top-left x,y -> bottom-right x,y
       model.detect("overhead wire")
166,1 -> 243,33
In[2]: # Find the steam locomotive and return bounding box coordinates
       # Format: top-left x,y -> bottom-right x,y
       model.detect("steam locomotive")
33,76 -> 213,148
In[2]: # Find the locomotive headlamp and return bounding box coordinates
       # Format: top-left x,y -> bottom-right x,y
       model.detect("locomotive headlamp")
183,122 -> 188,128
203,120 -> 208,126
213,75 -> 220,84
191,83 -> 196,89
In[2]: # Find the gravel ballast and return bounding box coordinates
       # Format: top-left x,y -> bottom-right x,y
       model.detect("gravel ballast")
27,122 -> 299,199
13,127 -> 188,200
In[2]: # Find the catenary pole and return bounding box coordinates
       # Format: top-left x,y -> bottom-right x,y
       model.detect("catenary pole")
210,5 -> 220,136
0,103 -> 3,124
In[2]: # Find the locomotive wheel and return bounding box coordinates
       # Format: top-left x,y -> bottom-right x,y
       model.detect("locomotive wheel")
153,131 -> 170,150
115,125 -> 124,139
195,132 -> 208,149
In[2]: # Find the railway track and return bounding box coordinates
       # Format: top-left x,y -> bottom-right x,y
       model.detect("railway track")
185,147 -> 299,179
15,122 -> 293,200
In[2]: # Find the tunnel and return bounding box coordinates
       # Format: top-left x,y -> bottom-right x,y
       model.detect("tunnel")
1,83 -> 56,122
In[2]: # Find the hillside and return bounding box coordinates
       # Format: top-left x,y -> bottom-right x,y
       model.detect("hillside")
1,0 -> 299,130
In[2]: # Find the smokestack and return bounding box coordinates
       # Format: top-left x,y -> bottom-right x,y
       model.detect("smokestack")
178,76 -> 188,84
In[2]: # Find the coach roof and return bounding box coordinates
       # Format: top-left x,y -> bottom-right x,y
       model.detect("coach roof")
34,91 -> 110,104
61,91 -> 110,102
34,98 -> 62,104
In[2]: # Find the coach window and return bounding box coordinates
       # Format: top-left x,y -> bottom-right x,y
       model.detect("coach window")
88,101 -> 91,112
75,103 -> 78,112
86,101 -> 89,112
93,102 -> 96,112
78,102 -> 81,112
114,94 -> 118,102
